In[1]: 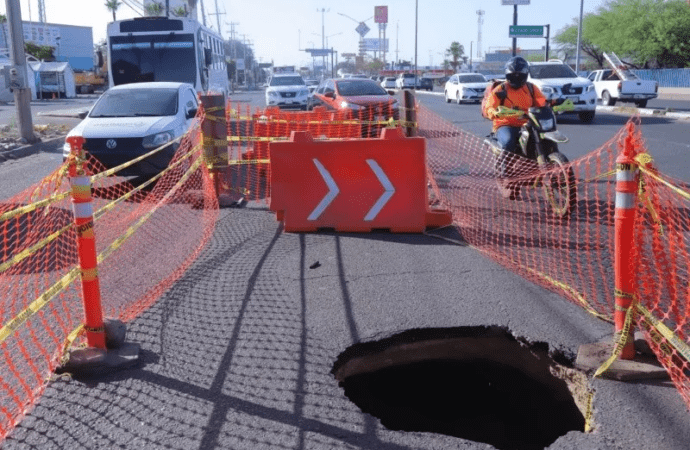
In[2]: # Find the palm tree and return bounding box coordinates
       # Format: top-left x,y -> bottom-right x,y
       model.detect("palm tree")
445,41 -> 465,72
105,0 -> 122,21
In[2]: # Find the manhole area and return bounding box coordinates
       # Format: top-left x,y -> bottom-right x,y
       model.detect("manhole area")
333,327 -> 590,450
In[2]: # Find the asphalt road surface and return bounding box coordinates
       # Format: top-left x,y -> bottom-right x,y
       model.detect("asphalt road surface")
2,91 -> 690,450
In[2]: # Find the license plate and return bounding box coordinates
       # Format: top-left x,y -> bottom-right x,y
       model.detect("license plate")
566,96 -> 579,102
634,94 -> 644,99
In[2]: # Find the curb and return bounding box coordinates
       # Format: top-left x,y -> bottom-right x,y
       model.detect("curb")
0,136 -> 66,163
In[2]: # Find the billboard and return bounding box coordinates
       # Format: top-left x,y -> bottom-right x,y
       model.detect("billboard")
362,38 -> 389,52
374,6 -> 388,24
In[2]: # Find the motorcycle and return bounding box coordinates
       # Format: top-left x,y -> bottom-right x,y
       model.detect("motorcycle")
484,99 -> 577,219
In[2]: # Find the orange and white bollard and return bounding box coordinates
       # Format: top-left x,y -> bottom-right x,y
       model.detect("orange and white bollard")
66,135 -> 106,350
614,124 -> 639,360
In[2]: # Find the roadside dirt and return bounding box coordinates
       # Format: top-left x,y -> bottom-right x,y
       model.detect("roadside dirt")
0,123 -> 69,152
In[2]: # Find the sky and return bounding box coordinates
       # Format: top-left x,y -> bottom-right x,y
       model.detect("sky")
3,0 -> 608,67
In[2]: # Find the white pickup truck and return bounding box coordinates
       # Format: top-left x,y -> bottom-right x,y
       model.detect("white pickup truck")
588,69 -> 658,108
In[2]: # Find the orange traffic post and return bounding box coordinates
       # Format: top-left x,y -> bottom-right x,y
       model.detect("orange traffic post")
66,135 -> 106,350
614,122 -> 640,360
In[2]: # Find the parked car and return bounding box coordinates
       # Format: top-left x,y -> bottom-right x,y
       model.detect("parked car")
588,69 -> 657,108
395,73 -> 417,89
381,77 -> 397,89
265,73 -> 310,110
62,82 -> 198,177
527,60 -> 597,123
311,78 -> 400,136
418,77 -> 434,91
444,73 -> 489,104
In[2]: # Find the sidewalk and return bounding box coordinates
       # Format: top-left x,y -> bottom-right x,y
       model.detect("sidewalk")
657,87 -> 690,101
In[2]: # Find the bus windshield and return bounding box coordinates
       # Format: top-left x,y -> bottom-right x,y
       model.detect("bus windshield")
110,34 -> 197,86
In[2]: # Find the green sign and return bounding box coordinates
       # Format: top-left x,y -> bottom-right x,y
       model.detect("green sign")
509,25 -> 544,38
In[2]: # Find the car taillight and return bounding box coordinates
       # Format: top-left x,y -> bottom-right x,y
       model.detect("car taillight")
655,82 -> 658,93
617,82 -> 622,92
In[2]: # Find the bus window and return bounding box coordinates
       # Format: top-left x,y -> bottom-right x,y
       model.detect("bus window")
110,34 -> 197,86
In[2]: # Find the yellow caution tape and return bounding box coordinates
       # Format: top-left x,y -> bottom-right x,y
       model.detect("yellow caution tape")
0,191 -> 71,222
584,390 -> 594,433
0,222 -> 73,275
0,268 -> 80,345
637,304 -> 690,363
595,299 -> 637,377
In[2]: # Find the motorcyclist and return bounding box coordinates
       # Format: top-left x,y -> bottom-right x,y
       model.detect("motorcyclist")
484,56 -> 548,198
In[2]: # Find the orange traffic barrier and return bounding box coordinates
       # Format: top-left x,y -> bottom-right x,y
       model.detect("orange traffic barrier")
66,135 -> 106,349
613,123 -> 641,360
269,127 -> 452,233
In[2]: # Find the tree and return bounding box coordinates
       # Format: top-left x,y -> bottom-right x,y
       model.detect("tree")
445,42 -> 464,72
145,1 -> 165,16
553,17 -> 605,68
558,0 -> 690,68
25,42 -> 54,61
105,0 -> 122,21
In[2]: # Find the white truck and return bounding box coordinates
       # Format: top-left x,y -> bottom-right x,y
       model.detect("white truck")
587,52 -> 658,108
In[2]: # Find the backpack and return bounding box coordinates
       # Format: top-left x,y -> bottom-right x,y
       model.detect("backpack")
481,80 -> 535,120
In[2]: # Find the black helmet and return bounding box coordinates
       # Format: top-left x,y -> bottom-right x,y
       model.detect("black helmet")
505,56 -> 529,89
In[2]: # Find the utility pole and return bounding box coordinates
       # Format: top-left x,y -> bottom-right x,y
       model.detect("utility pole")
317,8 -> 329,74
208,0 -> 225,37
227,22 -> 239,87
512,5 -> 518,57
5,0 -> 37,143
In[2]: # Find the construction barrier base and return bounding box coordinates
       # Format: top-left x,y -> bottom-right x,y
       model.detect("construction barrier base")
575,337 -> 668,381
56,319 -> 141,377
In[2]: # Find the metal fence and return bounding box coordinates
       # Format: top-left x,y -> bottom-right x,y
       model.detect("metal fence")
577,68 -> 690,88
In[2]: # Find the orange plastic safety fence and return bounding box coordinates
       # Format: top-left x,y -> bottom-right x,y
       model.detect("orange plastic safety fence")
0,120 -> 218,439
418,103 -> 690,411
224,100 -> 401,202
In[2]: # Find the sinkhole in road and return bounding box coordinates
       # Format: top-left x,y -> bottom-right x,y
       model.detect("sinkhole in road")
332,326 -> 591,450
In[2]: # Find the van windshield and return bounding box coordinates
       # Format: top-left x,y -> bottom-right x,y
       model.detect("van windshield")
89,88 -> 179,118
270,76 -> 305,86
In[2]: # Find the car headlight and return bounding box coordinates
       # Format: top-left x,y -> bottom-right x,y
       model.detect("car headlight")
142,130 -> 175,149
267,90 -> 279,98
62,140 -> 72,157
586,84 -> 595,92
341,101 -> 361,110
541,86 -> 555,96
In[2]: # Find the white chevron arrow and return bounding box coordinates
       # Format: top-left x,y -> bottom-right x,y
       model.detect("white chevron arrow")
308,158 -> 340,221
364,159 -> 395,221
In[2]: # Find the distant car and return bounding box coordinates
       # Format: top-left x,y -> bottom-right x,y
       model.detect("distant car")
62,82 -> 198,177
311,78 -> 400,136
395,73 -> 417,89
444,73 -> 489,104
418,78 -> 434,91
265,73 -> 310,110
381,77 -> 396,89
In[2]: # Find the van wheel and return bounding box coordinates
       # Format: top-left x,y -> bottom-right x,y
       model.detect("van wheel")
444,91 -> 451,103
601,90 -> 616,106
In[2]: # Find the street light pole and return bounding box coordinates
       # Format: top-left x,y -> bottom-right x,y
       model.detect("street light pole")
414,0 -> 418,86
576,0 -> 584,72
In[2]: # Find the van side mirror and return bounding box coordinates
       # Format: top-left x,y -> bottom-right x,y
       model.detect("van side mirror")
186,107 -> 198,119
204,48 -> 212,67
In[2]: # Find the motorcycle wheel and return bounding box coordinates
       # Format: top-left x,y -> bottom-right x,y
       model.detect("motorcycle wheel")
541,152 -> 576,219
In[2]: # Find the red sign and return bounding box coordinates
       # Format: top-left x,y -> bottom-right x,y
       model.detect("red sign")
375,6 -> 388,24
270,127 -> 450,233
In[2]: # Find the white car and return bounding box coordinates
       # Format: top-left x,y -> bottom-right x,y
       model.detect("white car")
265,73 -> 310,110
527,60 -> 597,123
381,77 -> 396,89
395,73 -> 417,89
62,82 -> 199,176
444,73 -> 489,104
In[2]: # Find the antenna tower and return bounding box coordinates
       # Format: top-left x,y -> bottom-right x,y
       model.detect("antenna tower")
476,9 -> 485,59
38,0 -> 47,23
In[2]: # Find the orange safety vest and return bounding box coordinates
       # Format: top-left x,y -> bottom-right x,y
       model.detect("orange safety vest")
484,82 -> 547,132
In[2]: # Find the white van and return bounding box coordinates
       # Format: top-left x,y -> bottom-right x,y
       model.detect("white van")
63,82 -> 199,176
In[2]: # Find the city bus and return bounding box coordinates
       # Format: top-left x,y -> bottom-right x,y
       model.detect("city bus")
106,16 -> 229,98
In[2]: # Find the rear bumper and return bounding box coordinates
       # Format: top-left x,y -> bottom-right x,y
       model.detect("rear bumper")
618,93 -> 658,101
